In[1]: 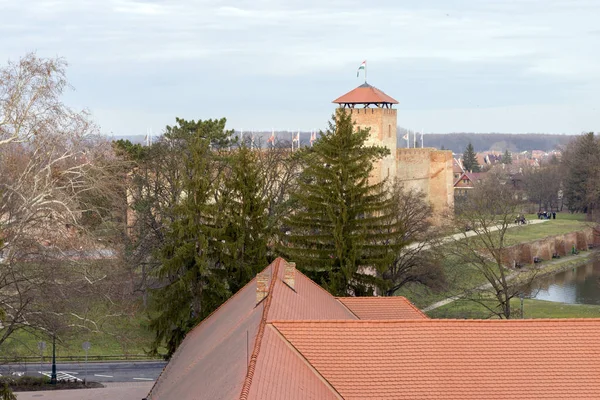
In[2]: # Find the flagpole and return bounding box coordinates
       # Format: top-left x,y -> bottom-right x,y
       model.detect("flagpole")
365,61 -> 367,83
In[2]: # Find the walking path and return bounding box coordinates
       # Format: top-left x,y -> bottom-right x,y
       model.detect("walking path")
423,250 -> 591,312
406,218 -> 548,252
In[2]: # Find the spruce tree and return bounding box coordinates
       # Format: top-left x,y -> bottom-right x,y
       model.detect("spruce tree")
462,142 -> 480,172
219,143 -> 269,293
148,118 -> 233,356
280,110 -> 399,296
502,149 -> 512,164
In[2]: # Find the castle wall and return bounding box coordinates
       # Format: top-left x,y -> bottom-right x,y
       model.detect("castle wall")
396,148 -> 454,216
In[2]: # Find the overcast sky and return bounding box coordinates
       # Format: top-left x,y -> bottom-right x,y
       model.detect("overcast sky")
1,0 -> 598,135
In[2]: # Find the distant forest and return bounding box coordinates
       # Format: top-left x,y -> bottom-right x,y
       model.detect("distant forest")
115,131 -> 578,154
399,131 -> 577,153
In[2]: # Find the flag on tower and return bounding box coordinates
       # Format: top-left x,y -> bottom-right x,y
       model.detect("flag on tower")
357,60 -> 366,78
310,130 -> 317,146
292,131 -> 300,144
402,133 -> 408,140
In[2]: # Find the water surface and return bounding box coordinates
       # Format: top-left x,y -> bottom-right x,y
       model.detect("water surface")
529,260 -> 600,305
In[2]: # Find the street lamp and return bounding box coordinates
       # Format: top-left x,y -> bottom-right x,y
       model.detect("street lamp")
50,334 -> 57,384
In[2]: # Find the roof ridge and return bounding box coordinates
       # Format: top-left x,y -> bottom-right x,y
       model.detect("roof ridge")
147,262 -> 276,398
268,324 -> 344,400
398,296 -> 430,319
334,298 -> 361,319
270,318 -> 600,324
290,269 -> 359,320
239,258 -> 281,400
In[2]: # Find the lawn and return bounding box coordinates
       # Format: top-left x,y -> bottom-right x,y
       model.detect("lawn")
398,212 -> 594,311
505,217 -> 590,245
0,307 -> 160,361
427,298 -> 600,319
396,255 -> 489,309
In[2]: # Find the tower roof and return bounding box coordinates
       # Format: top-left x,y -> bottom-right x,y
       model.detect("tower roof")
333,82 -> 398,106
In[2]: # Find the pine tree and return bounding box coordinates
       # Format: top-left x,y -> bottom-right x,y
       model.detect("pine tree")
219,143 -> 269,293
148,118 -> 233,356
502,149 -> 512,164
280,110 -> 399,296
462,142 -> 480,172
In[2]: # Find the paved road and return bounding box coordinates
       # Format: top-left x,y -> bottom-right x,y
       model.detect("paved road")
405,218 -> 548,252
0,361 -> 166,383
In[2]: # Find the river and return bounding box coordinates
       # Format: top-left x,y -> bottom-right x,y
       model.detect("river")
529,260 -> 600,305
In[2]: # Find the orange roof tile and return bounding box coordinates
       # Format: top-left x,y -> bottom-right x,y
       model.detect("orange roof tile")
273,319 -> 600,400
148,258 -> 356,400
247,326 -> 341,400
147,265 -> 268,400
336,296 -> 428,320
333,83 -> 398,105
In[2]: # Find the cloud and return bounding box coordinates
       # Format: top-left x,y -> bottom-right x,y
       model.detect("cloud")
1,0 -> 599,134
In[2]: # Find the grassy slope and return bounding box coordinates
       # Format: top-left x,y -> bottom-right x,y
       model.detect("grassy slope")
506,214 -> 589,245
427,298 -> 600,319
400,212 -> 592,310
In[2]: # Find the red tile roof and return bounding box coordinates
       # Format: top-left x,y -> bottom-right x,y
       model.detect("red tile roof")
333,83 -> 398,105
147,258 -> 356,400
147,264 -> 268,400
273,319 -> 600,400
149,258 -> 600,400
336,296 -> 428,320
247,326 -> 341,400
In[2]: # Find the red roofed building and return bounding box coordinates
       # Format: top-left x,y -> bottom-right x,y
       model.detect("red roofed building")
147,258 -> 600,399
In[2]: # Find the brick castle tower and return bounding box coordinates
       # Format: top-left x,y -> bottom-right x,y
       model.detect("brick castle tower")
332,83 -> 398,184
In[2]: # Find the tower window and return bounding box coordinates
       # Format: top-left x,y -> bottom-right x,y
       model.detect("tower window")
388,125 -> 391,138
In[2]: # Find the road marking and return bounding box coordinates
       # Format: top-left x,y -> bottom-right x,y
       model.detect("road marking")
94,374 -> 114,378
39,371 -> 82,381
133,377 -> 154,381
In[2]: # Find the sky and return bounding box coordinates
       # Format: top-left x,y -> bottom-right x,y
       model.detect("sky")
1,0 -> 599,135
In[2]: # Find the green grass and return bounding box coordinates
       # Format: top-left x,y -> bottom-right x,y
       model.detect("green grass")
0,308 -> 159,360
427,298 -> 600,319
505,218 -> 589,245
396,255 -> 489,309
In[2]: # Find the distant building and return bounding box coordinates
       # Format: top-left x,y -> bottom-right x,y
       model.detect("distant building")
333,83 -> 454,217
453,171 -> 488,198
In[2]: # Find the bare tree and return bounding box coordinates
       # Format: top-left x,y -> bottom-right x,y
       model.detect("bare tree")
0,53 -> 129,349
381,181 -> 445,296
523,164 -> 562,212
450,171 -> 539,319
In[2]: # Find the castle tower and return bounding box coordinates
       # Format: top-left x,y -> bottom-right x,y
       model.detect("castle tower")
333,83 -> 398,183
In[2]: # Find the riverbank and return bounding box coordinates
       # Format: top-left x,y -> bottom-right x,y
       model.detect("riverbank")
421,250 -> 594,313
428,297 -> 600,319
